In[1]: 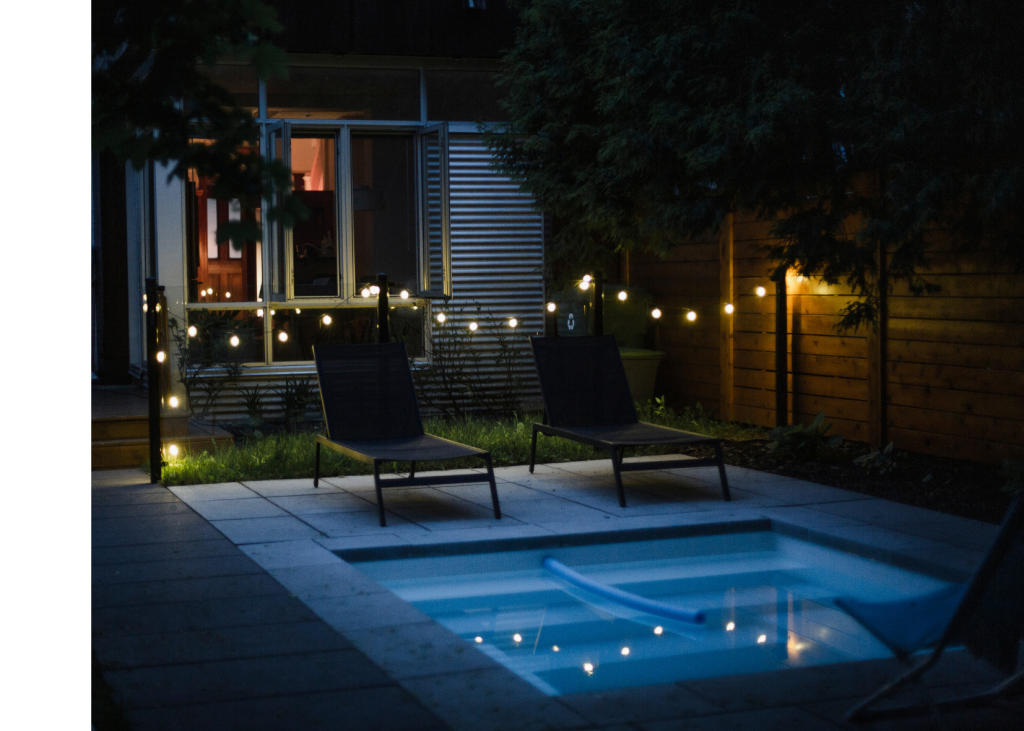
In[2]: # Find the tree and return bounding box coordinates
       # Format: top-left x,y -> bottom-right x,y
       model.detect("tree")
487,0 -> 1024,329
92,0 -> 304,245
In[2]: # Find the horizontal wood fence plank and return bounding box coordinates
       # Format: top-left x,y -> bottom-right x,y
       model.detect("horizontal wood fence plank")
887,361 -> 1024,396
889,318 -> 1024,348
887,383 -> 1024,422
887,426 -> 1024,464
891,274 -> 1024,299
735,352 -> 869,379
887,405 -> 1024,449
735,332 -> 867,358
888,296 -> 1024,322
889,340 -> 1024,371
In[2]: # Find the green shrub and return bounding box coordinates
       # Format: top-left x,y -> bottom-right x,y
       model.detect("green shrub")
767,411 -> 841,460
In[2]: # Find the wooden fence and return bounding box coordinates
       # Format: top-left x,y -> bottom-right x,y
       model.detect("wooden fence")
629,210 -> 1024,464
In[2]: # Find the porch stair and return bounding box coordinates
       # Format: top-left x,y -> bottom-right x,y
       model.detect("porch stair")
92,387 -> 233,470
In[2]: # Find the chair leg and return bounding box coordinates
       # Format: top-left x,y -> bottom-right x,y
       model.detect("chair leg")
714,440 -> 731,501
314,442 -> 321,488
409,461 -> 416,479
529,425 -> 539,473
609,447 -> 627,507
846,650 -> 943,722
485,454 -> 501,520
373,461 -> 387,527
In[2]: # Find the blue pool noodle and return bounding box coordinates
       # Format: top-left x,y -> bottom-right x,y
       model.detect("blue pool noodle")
542,557 -> 706,625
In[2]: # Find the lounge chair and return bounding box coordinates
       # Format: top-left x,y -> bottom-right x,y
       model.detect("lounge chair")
528,335 -> 730,507
836,497 -> 1024,722
312,343 -> 501,527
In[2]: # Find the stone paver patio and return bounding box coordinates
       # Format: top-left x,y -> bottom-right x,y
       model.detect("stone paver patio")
93,456 -> 1022,730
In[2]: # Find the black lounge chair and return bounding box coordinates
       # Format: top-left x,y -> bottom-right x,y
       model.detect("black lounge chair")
312,343 -> 500,527
528,335 -> 730,506
836,497 -> 1024,723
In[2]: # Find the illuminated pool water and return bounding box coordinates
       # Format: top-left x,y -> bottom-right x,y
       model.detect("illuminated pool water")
353,531 -> 950,695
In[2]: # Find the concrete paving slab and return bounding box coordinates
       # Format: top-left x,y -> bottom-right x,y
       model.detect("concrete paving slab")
559,683 -> 720,726
266,491 -> 377,515
306,593 -> 436,633
300,509 -> 426,537
265,562 -> 390,599
92,514 -> 226,547
186,497 -> 290,521
92,538 -> 240,565
640,706 -> 843,731
92,501 -> 198,519
238,539 -> 341,569
343,620 -> 499,680
92,554 -> 265,585
209,515 -> 324,544
92,573 -> 287,609
241,477 -> 349,497
168,482 -> 257,502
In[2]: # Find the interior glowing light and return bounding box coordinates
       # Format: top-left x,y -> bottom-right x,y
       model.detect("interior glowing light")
370,285 -> 380,295
167,444 -> 179,457
620,647 -> 630,656
168,396 -> 179,408
257,309 -> 264,317
651,308 -> 662,319
583,274 -> 592,283
322,314 -> 332,325
686,310 -> 697,322
229,335 -> 240,347
225,292 -> 231,299
187,325 -> 198,337
756,286 -> 767,297
361,288 -> 371,298
400,289 -> 409,299
757,634 -> 767,644
578,280 -> 591,291
618,291 -> 628,301
278,331 -> 288,342
513,633 -> 522,643
726,622 -> 736,632
552,645 -> 560,652
475,636 -> 483,643
295,309 -> 301,314
436,312 -> 446,324
583,663 -> 594,673
547,302 -> 556,312
654,626 -> 664,635
469,321 -> 478,332
156,351 -> 166,363
724,303 -> 735,314
508,317 -> 518,328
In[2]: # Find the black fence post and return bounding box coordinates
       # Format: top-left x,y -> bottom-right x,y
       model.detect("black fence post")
545,302 -> 558,337
145,277 -> 162,483
377,273 -> 389,344
593,271 -> 604,336
773,270 -> 788,427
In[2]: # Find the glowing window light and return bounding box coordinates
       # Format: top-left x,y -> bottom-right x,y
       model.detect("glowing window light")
278,331 -> 288,342
756,286 -> 767,297
475,636 -> 483,643
257,309 -> 264,317
583,662 -> 594,674
726,622 -> 736,631
400,289 -> 409,299
469,321 -> 478,332
229,335 -> 240,347
369,285 -> 380,295
724,303 -> 735,314
651,308 -> 662,319
436,312 -> 446,324
167,444 -> 179,457
508,317 -> 518,328
620,647 -> 630,656
156,351 -> 166,363
322,314 -> 332,325
546,302 -> 556,312
686,310 -> 697,322
513,633 -> 522,643
617,290 -> 627,301
653,626 -> 664,635
168,396 -> 179,408
187,325 -> 198,337
757,634 -> 767,644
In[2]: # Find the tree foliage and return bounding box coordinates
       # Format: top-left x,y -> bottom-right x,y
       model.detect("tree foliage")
92,0 -> 304,244
487,0 -> 1024,329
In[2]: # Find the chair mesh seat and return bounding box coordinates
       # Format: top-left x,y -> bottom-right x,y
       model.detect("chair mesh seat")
332,434 -> 485,462
559,422 -> 716,447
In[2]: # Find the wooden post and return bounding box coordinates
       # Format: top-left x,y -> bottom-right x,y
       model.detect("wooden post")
773,270 -> 788,427
719,212 -> 734,421
867,244 -> 889,448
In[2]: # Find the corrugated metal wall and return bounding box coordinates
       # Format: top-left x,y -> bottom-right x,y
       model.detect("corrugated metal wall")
190,133 -> 545,423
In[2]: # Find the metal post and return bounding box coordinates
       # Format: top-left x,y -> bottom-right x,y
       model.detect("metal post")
377,273 -> 389,344
773,270 -> 788,427
145,277 -> 162,483
593,270 -> 604,336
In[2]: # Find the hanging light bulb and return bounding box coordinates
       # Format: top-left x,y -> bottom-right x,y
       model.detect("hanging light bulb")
257,309 -> 264,317
361,288 -> 371,298
278,331 -> 288,342
546,302 -> 556,312
469,321 -> 478,332
156,351 -> 166,363
724,303 -> 735,314
654,626 -> 664,635
509,317 -> 518,328
270,310 -> 276,315
168,396 -> 179,408
618,291 -> 627,301
651,308 -> 662,319
167,444 -> 179,457
370,285 -> 380,295
142,303 -> 148,313
620,647 -> 630,656
225,292 -> 231,299
756,286 -> 767,297
579,279 -> 591,291
295,308 -> 301,314
322,314 -> 332,325
686,310 -> 697,322
582,274 -> 592,283
187,325 -> 198,337
436,312 -> 446,324
229,335 -> 240,347
155,303 -> 161,312
726,622 -> 736,631
400,290 -> 409,299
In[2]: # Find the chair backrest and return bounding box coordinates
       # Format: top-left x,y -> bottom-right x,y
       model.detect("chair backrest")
313,343 -> 424,442
530,335 -> 637,427
944,497 -> 1024,673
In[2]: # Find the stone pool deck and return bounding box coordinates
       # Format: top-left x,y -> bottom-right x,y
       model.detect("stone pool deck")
93,457 -> 1022,730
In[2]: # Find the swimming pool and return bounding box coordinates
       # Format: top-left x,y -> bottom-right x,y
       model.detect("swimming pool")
352,528 -> 952,695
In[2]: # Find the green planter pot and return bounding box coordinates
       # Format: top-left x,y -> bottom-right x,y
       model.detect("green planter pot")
618,348 -> 665,405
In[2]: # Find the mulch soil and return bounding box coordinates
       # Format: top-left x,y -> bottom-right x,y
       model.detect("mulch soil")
685,439 -> 1013,525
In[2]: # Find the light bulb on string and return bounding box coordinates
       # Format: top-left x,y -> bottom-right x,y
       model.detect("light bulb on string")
617,291 -> 627,301
686,311 -> 697,322
156,351 -> 166,363
361,288 -> 371,298
322,314 -> 332,325
400,290 -> 409,299
187,325 -> 198,337
756,286 -> 767,297
509,317 -> 518,328
469,321 -> 478,332
436,312 -> 446,324
651,308 -> 662,319
169,396 -> 179,408
370,285 -> 380,295
278,331 -> 288,342
229,335 -> 240,347
546,302 -> 556,312
724,303 -> 735,314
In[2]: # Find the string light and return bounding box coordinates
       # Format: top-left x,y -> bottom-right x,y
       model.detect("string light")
686,311 -> 697,322
726,622 -> 736,631
509,317 -> 518,328
582,274 -> 592,283
756,286 -> 767,297
169,396 -> 179,408
654,626 -> 664,635
618,291 -> 628,301
229,335 -> 240,347
436,312 -> 446,324
257,309 -> 264,317
757,634 -> 767,644
143,303 -> 148,313
583,663 -> 594,674
361,288 -> 371,298
156,351 -> 166,363
547,302 -> 556,312
155,303 -> 161,312
225,292 -> 231,299
187,325 -> 198,337
370,285 -> 380,295
167,444 -> 179,457
620,647 -> 630,656
400,290 -> 409,299
513,633 -> 522,643
651,308 -> 662,319
552,645 -> 560,652
322,314 -> 332,325
579,279 -> 591,291
469,321 -> 478,332
271,310 -> 276,315
278,331 -> 288,342
475,636 -> 483,643
295,309 -> 301,314
724,303 -> 735,314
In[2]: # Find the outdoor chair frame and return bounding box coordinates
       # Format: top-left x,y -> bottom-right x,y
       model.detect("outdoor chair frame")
311,343 -> 500,527
837,497 -> 1024,723
528,336 -> 730,507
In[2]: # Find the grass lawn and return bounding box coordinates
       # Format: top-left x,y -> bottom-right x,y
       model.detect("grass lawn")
156,405 -> 766,486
